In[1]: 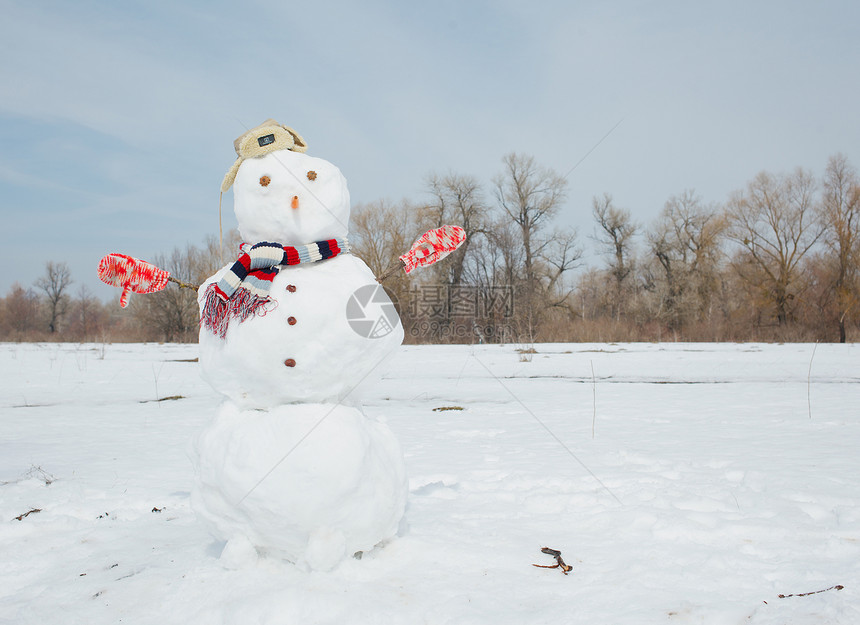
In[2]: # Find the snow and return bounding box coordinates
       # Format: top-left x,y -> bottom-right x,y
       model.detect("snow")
1,341 -> 859,624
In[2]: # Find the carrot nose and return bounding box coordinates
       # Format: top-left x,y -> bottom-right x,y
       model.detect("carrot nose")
291,195 -> 299,209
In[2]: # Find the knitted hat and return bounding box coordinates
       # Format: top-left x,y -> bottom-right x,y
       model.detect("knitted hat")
221,119 -> 308,192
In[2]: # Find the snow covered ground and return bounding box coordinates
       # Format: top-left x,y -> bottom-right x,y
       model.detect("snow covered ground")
1,341 -> 858,624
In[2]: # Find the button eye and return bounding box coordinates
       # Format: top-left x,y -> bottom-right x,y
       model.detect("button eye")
307,171 -> 317,181
260,175 -> 271,187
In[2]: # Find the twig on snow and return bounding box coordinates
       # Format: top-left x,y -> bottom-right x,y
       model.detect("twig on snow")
532,547 -> 572,575
27,465 -> 55,485
13,508 -> 41,521
779,584 -> 843,599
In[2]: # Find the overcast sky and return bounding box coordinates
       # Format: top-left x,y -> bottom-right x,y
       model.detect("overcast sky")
2,0 -> 858,301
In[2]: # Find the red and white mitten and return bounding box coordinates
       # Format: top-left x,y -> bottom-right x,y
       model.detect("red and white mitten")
399,225 -> 466,274
97,253 -> 170,307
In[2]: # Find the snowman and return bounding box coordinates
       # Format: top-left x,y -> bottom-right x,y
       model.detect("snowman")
190,120 -> 407,570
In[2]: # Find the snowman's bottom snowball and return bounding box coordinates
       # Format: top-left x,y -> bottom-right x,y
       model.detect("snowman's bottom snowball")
191,402 -> 407,570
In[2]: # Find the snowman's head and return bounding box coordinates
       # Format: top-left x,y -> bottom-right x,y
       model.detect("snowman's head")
232,149 -> 351,245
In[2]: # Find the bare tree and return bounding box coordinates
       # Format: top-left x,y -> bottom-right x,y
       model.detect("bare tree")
478,216 -> 522,292
68,284 -> 103,342
726,169 -> 823,326
350,199 -> 421,277
1,283 -> 41,339
540,229 -> 583,307
131,245 -> 206,342
648,190 -> 726,332
592,193 -> 638,319
819,154 -> 860,342
494,153 -> 568,290
493,153 -> 571,338
424,172 -> 490,287
36,261 -> 72,333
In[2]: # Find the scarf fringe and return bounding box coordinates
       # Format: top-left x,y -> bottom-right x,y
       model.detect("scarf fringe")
201,283 -> 274,339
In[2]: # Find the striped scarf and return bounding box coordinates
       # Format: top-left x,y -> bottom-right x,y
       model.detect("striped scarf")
201,238 -> 348,338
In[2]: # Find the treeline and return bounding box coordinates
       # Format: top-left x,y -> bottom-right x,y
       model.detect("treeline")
1,154 -> 858,344
352,152 -> 860,344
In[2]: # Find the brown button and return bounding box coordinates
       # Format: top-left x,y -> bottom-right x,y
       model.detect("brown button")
284,358 -> 296,367
287,316 -> 297,325
286,284 -> 297,293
